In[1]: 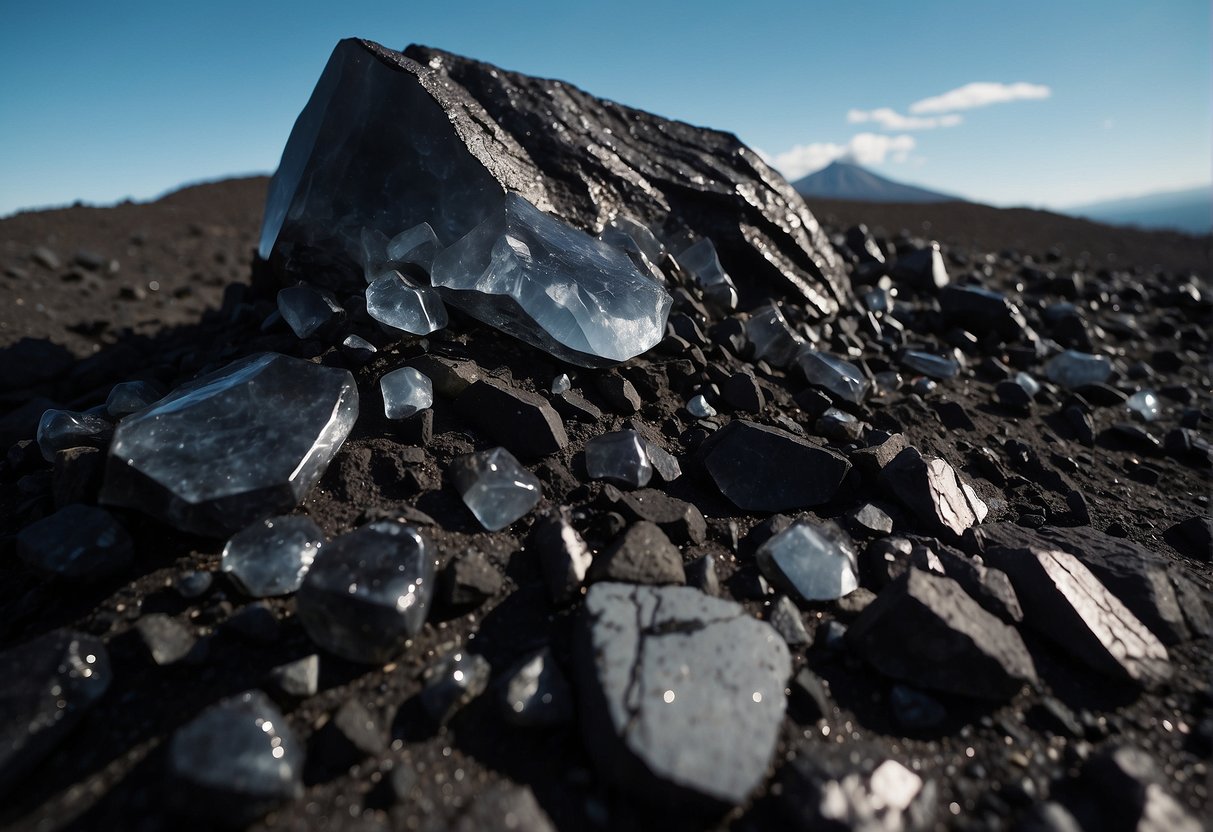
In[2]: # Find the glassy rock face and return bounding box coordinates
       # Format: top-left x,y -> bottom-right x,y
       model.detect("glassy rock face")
703,420 -> 851,511
746,303 -> 804,367
0,630 -> 111,797
678,238 -> 739,310
419,650 -> 492,725
296,522 -> 435,663
365,271 -> 448,335
17,504 -> 133,581
798,349 -> 870,404
756,522 -> 859,602
99,353 -> 358,538
36,409 -> 112,462
499,647 -> 574,727
166,691 -> 303,824
1045,350 -> 1113,388
221,515 -> 324,597
277,285 -> 341,338
449,447 -> 542,531
900,350 -> 960,380
261,39 -> 848,317
260,39 -> 548,293
431,194 -> 672,367
1126,390 -> 1160,421
584,430 -> 653,488
380,367 -> 434,420
386,222 -> 441,272
105,380 -> 163,417
577,583 -> 791,807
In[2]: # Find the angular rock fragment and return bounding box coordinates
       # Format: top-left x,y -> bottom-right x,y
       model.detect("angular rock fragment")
1164,515 -> 1212,562
221,515 -> 324,597
380,366 -> 434,420
577,583 -> 790,807
1045,350 -> 1113,388
366,270 -> 448,335
432,193 -> 672,366
531,510 -> 593,606
972,523 -> 1201,644
678,238 -> 739,310
439,549 -> 502,610
746,302 -> 804,367
880,447 -> 987,539
134,614 -> 199,666
900,350 -> 960,380
16,504 -> 133,581
604,487 -> 707,545
756,522 -> 859,602
36,408 -> 112,462
385,221 -> 440,271
419,650 -> 491,725
311,699 -> 390,771
798,349 -> 869,404
277,285 -> 341,338
685,553 -> 719,596
448,447 -> 542,531
1125,390 -> 1160,421
166,691 -> 304,825
769,596 -> 812,645
891,243 -> 949,289
847,569 -> 1038,700
584,429 -> 653,488
406,43 -> 848,313
982,545 -> 1171,687
939,284 -> 1029,339
587,521 -> 686,586
296,521 -> 435,663
339,334 -> 377,366
0,630 -> 111,796
1073,745 -> 1203,832
266,655 -> 320,699
99,353 -> 358,537
703,420 -> 851,512
104,380 -> 163,417
497,647 -> 574,727
643,439 -> 682,482
455,377 -> 567,457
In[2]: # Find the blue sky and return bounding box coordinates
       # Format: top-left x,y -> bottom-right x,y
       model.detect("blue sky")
1,1 -> 1208,216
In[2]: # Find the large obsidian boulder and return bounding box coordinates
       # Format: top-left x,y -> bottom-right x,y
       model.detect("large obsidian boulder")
260,38 -> 848,317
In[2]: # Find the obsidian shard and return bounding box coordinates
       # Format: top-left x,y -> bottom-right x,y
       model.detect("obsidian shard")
100,353 -> 358,537
259,38 -> 848,318
432,194 -> 672,366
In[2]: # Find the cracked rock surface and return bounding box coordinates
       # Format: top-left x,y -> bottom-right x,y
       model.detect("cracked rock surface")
576,583 -> 791,807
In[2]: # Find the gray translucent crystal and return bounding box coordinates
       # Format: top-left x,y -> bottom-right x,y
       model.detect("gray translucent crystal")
746,302 -> 805,367
99,353 -> 358,538
365,270 -> 448,335
167,691 -> 303,824
380,367 -> 433,420
900,350 -> 960,380
550,373 -> 571,394
431,193 -> 672,367
277,285 -> 341,338
449,447 -> 542,531
385,222 -> 441,272
0,630 -> 111,796
296,521 -> 435,663
687,394 -> 716,418
221,515 -> 324,597
585,430 -> 653,488
797,349 -> 870,404
105,380 -> 163,417
602,215 -> 665,265
36,409 -> 112,462
17,504 -> 133,581
533,510 -> 594,604
419,650 -> 491,724
678,238 -> 739,310
1045,350 -> 1112,388
499,646 -> 574,727
1126,390 -> 1160,421
756,522 -> 859,602
339,334 -> 377,366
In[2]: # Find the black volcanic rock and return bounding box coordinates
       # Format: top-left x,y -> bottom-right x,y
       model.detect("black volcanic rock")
261,38 -> 848,315
702,420 -> 851,512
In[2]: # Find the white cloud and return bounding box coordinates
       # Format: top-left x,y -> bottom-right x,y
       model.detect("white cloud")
847,107 -> 963,130
770,133 -> 916,180
909,82 -> 1051,114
